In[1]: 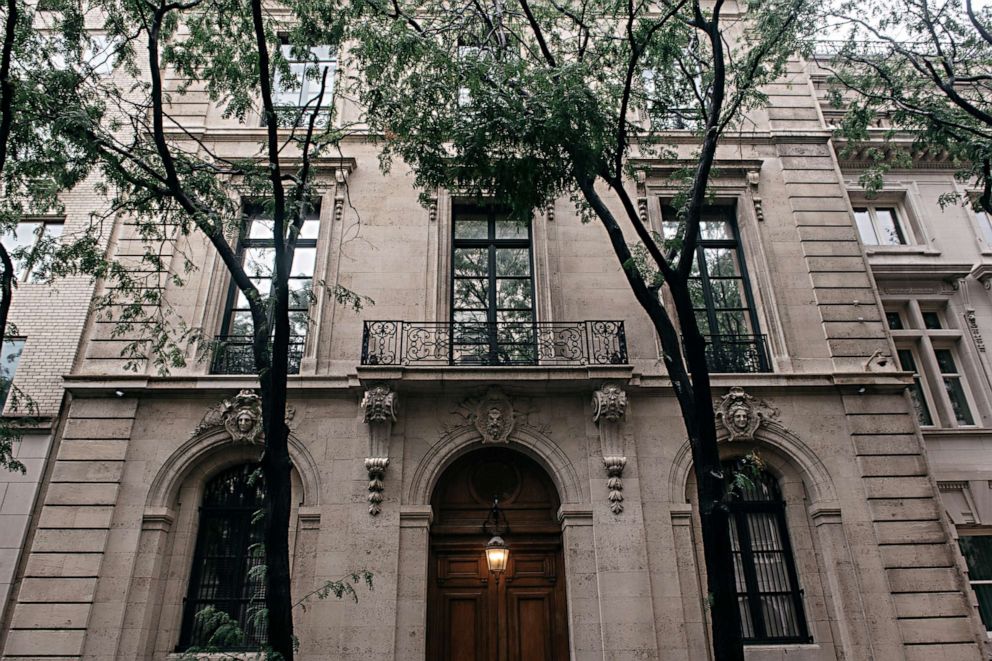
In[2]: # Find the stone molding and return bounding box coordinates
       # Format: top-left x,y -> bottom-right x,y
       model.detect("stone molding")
592,383 -> 628,514
408,423 -> 585,506
361,383 -> 398,515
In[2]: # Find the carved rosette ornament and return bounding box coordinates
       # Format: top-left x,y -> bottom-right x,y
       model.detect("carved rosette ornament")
592,384 -> 629,514
361,384 -> 398,516
714,387 -> 778,442
472,388 -> 515,444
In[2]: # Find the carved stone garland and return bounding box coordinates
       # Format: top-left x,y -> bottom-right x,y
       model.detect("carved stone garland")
592,384 -> 629,514
361,384 -> 398,516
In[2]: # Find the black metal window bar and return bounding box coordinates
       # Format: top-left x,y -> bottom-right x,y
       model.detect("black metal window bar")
725,461 -> 811,645
211,335 -> 305,375
703,333 -> 770,373
361,320 -> 627,366
179,464 -> 267,650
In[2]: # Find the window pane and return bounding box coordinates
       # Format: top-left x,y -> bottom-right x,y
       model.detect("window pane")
454,219 -> 488,239
702,248 -> 740,278
453,279 -> 489,310
960,537 -> 992,632
713,310 -> 751,336
944,377 -> 975,425
496,279 -> 532,310
290,247 -> 316,277
0,339 -> 24,408
662,221 -> 683,242
897,349 -> 934,426
495,249 -> 530,276
288,310 -> 309,337
708,278 -> 746,310
976,211 -> 992,245
248,219 -> 274,239
230,311 -> 254,336
299,220 -> 320,239
243,248 -> 275,278
700,220 -> 733,240
853,209 -> 878,245
875,208 -> 906,245
886,312 -> 903,330
934,349 -> 958,374
288,279 -> 313,310
453,249 -> 488,277
495,219 -> 528,239
922,312 -> 942,330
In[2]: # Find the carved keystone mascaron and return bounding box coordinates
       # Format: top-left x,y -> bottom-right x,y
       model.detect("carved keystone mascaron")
361,384 -> 398,516
592,384 -> 629,515
193,389 -> 267,445
714,386 -> 778,442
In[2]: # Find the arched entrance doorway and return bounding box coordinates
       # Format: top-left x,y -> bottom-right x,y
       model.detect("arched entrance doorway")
426,447 -> 570,661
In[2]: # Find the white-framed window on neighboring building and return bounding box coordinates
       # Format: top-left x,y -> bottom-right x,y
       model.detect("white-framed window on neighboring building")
270,42 -> 336,128
886,300 -> 978,427
959,534 -> 992,634
0,338 -> 24,410
1,219 -> 64,282
853,205 -> 908,246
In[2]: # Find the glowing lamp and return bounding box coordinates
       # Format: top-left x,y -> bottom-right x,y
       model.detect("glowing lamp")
485,535 -> 509,574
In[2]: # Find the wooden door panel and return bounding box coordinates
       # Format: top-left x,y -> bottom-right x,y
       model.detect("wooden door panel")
438,588 -> 488,660
506,588 -> 555,661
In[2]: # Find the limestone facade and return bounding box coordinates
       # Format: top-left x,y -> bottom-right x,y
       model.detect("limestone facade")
0,51 -> 990,661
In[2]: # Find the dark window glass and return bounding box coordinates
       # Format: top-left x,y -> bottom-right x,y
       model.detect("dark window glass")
724,461 -> 809,644
897,349 -> 934,426
922,311 -> 942,330
0,339 -> 24,410
935,349 -> 974,425
179,464 -> 266,650
664,205 -> 767,372
885,312 -> 903,330
451,206 -> 534,365
959,536 -> 992,632
853,206 -> 907,246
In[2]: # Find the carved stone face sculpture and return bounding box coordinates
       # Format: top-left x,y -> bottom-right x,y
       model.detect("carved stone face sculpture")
236,410 -> 255,433
731,405 -> 750,431
487,407 -> 503,436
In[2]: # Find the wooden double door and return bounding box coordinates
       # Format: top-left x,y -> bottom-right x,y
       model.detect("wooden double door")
426,448 -> 570,661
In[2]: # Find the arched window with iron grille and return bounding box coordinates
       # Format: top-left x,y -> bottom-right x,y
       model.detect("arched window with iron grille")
178,464 -> 267,650
724,461 -> 811,644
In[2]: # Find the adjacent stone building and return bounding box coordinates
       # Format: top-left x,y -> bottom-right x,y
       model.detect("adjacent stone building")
1,42 -> 991,661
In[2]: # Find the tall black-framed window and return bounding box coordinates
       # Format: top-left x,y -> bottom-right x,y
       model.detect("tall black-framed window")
725,461 -> 810,644
179,464 -> 266,650
451,204 -> 535,365
215,202 -> 319,374
662,205 -> 768,372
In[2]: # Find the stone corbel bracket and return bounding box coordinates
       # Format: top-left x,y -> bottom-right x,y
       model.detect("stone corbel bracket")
592,384 -> 629,514
361,383 -> 398,516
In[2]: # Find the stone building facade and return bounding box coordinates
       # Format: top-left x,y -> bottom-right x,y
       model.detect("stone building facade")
0,181 -> 102,631
0,46 -> 991,661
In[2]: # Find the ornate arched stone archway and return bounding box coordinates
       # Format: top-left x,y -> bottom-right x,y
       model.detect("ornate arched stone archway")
407,423 -> 585,507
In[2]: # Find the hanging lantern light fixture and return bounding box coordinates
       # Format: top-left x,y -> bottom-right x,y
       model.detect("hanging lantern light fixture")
482,496 -> 510,576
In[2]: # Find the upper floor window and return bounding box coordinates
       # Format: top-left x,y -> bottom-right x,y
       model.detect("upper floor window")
724,461 -> 810,644
0,339 -> 24,410
974,208 -> 992,247
853,205 -> 907,246
959,535 -> 992,634
213,204 -> 319,375
179,464 -> 266,650
451,205 -> 534,365
271,43 -> 335,127
662,205 -> 768,373
1,219 -> 64,282
886,301 -> 976,427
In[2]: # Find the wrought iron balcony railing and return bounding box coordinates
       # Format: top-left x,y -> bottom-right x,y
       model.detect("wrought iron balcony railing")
702,333 -> 770,373
361,321 -> 628,367
210,335 -> 305,375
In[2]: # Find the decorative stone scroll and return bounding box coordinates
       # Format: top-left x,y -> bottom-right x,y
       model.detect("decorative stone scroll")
361,383 -> 398,516
714,386 -> 778,442
592,384 -> 629,514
